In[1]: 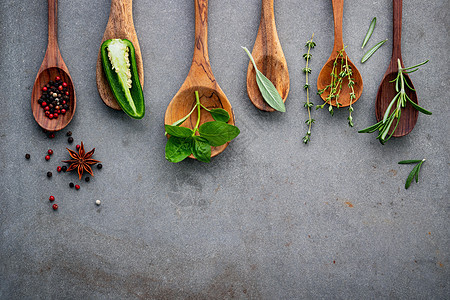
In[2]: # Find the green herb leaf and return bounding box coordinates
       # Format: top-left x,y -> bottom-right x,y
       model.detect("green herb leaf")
406,97 -> 432,115
209,108 -> 230,122
199,121 -> 240,147
361,39 -> 387,63
405,163 -> 420,189
165,136 -> 193,163
192,136 -> 211,163
362,17 -> 376,49
242,46 -> 286,112
164,125 -> 194,138
398,160 -> 423,164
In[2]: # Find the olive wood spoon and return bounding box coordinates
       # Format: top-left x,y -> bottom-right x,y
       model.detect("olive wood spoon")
317,0 -> 363,107
246,0 -> 289,112
96,0 -> 144,110
375,0 -> 418,137
31,0 -> 76,132
165,0 -> 234,158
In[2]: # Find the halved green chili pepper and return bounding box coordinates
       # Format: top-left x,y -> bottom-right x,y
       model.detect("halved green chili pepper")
101,39 -> 145,119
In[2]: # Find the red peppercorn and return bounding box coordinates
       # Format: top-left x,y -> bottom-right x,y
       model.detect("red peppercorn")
44,106 -> 49,111
76,144 -> 80,150
58,85 -> 63,91
45,111 -> 50,116
62,82 -> 67,87
42,86 -> 48,91
53,113 -> 58,118
65,91 -> 69,96
55,76 -> 61,81
41,102 -> 47,107
75,184 -> 80,190
61,109 -> 66,114
45,155 -> 50,161
49,195 -> 55,202
49,133 -> 55,139
52,204 -> 58,210
62,100 -> 66,104
57,166 -> 62,172
48,149 -> 53,155
48,114 -> 53,119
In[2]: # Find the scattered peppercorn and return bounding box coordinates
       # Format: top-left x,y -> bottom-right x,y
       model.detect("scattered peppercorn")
97,164 -> 103,169
57,166 -> 62,172
47,171 -> 52,178
61,166 -> 67,172
48,149 -> 53,155
76,144 -> 80,150
85,177 -> 90,182
75,184 -> 80,190
48,133 -> 55,139
52,204 -> 58,210
66,131 -> 72,136
49,196 -> 55,202
69,182 -> 74,188
95,200 -> 101,206
45,155 -> 50,161
68,137 -> 74,143
25,154 -> 30,159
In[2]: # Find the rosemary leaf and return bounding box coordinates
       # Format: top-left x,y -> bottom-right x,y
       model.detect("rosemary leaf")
361,39 -> 387,63
405,164 -> 420,189
398,160 -> 423,164
362,17 -> 376,49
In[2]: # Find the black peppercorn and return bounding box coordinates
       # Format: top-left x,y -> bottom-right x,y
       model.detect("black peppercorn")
69,182 -> 74,188
85,177 -> 90,182
66,131 -> 72,137
68,137 -> 74,143
61,166 -> 67,172
97,164 -> 103,169
47,171 -> 52,178
25,154 -> 30,159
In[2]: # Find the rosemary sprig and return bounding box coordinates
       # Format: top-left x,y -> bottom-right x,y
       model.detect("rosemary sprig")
398,159 -> 426,189
302,33 -> 316,144
358,59 -> 431,144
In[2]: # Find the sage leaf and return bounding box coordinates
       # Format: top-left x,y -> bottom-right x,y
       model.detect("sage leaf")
361,39 -> 387,63
362,17 -> 376,49
199,121 -> 240,147
165,136 -> 193,163
242,46 -> 286,112
192,136 -> 211,163
164,125 -> 194,138
209,108 -> 230,122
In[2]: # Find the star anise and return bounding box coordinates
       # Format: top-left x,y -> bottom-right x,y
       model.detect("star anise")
62,141 -> 101,179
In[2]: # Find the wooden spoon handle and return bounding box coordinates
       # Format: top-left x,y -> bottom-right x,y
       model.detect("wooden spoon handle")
190,0 -> 213,78
47,0 -> 58,49
331,0 -> 344,53
107,0 -> 134,35
391,0 -> 403,63
261,0 -> 275,27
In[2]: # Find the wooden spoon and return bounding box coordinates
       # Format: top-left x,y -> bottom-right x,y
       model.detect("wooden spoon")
165,0 -> 234,158
317,0 -> 363,107
246,0 -> 289,112
96,0 -> 144,110
31,0 -> 76,132
375,0 -> 418,137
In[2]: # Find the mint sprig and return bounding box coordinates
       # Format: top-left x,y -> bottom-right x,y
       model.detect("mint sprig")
165,91 -> 240,163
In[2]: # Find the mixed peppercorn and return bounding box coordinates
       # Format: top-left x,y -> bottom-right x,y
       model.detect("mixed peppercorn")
38,76 -> 70,120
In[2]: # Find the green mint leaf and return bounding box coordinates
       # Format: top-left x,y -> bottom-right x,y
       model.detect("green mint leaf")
199,121 -> 240,147
164,125 -> 194,138
361,17 -> 376,49
209,108 -> 230,122
242,46 -> 286,112
165,136 -> 193,163
192,136 -> 211,163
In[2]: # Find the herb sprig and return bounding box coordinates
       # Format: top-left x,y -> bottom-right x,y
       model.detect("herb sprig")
358,59 -> 431,144
398,159 -> 426,189
317,46 -> 356,126
165,91 -> 240,163
302,34 -> 316,144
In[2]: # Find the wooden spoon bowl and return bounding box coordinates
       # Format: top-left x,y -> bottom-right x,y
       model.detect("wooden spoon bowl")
164,0 -> 235,158
96,0 -> 144,110
31,0 -> 76,132
375,0 -> 418,137
246,0 -> 289,112
32,67 -> 75,131
317,0 -> 363,107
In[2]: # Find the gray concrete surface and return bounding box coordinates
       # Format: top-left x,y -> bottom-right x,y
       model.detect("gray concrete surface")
1,0 -> 449,299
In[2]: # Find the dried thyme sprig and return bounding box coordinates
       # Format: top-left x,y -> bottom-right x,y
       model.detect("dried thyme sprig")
302,33 -> 316,144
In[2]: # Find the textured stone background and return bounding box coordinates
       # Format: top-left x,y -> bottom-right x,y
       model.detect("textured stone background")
0,0 -> 449,299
